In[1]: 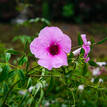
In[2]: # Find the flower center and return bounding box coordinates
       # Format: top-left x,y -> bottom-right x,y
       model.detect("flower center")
49,44 -> 59,55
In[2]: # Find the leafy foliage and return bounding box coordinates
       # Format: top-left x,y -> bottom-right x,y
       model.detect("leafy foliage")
96,37 -> 107,45
0,29 -> 107,107
78,33 -> 83,45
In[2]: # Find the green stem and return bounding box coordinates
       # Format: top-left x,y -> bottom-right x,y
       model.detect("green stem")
27,74 -> 61,77
71,90 -> 76,107
0,62 -> 18,69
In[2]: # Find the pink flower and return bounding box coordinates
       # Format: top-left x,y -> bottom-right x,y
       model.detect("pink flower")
92,67 -> 101,76
72,34 -> 91,62
30,27 -> 71,70
90,66 -> 105,76
81,34 -> 91,62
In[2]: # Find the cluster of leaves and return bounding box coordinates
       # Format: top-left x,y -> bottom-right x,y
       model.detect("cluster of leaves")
18,17 -> 51,27
0,31 -> 107,106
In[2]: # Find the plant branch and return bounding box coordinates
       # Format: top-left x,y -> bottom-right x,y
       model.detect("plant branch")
27,74 -> 61,77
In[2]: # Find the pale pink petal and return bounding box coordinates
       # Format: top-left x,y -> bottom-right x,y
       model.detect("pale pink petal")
85,57 -> 90,62
30,37 -> 49,59
38,58 -> 52,70
39,26 -> 64,42
82,44 -> 90,55
38,51 -> 68,70
81,34 -> 87,44
59,34 -> 71,53
52,51 -> 68,68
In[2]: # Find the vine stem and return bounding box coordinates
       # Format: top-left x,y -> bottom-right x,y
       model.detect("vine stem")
71,90 -> 76,107
27,74 -> 61,77
2,80 -> 20,107
0,63 -> 19,69
71,45 -> 81,50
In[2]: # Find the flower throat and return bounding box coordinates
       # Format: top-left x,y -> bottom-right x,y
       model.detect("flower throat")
49,44 -> 59,55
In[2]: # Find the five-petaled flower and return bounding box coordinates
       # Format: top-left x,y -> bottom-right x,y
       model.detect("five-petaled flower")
30,27 -> 71,70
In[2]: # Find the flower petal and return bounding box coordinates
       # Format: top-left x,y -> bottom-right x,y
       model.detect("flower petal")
59,34 -> 71,53
81,34 -> 87,44
82,44 -> 90,55
81,34 -> 91,63
38,58 -> 52,70
30,37 -> 49,59
85,57 -> 90,63
52,51 -> 68,68
38,51 -> 68,70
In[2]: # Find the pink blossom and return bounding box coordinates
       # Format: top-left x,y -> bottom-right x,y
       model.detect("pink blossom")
81,34 -> 91,62
72,34 -> 91,62
96,62 -> 107,67
92,67 -> 101,76
90,66 -> 105,76
30,27 -> 71,70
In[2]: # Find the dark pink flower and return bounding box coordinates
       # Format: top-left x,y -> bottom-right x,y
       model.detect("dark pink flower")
30,27 -> 71,70
81,34 -> 91,62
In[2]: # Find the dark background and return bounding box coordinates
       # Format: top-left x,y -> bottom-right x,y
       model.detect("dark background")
0,0 -> 107,23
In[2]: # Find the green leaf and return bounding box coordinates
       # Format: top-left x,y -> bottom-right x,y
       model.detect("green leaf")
18,69 -> 25,81
47,76 -> 55,92
25,61 -> 29,71
8,71 -> 15,78
0,65 -> 9,82
12,35 -> 32,44
6,49 -> 20,55
29,18 -> 40,23
68,51 -> 74,58
68,52 -> 74,64
5,53 -> 11,62
94,77 -> 99,83
18,56 -> 28,65
19,92 -> 29,106
32,86 -> 40,97
80,48 -> 85,56
39,88 -> 44,102
36,88 -> 44,106
24,40 -> 28,52
27,77 -> 32,88
96,37 -> 107,45
0,67 -> 3,73
41,18 -> 51,25
78,33 -> 83,45
78,49 -> 85,63
3,82 -> 8,95
88,60 -> 98,67
82,63 -> 88,76
27,97 -> 34,105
